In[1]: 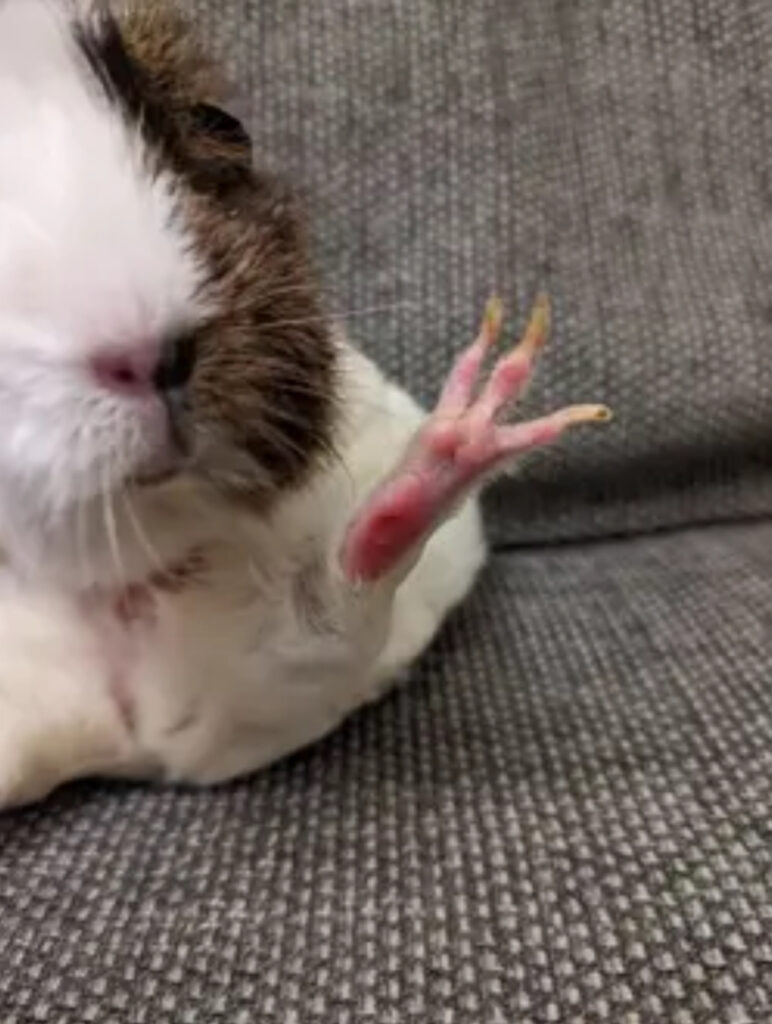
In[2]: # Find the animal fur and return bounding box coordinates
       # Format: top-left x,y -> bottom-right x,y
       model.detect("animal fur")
0,0 -> 487,807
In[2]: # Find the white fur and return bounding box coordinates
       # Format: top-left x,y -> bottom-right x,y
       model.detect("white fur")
0,0 -> 487,808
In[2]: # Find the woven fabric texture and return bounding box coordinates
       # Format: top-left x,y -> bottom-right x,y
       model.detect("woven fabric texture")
2,522 -> 771,1022
2,4 -> 772,1024
191,0 -> 772,544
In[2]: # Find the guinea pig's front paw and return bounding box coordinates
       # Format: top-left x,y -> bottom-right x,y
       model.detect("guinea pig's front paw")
341,296 -> 611,584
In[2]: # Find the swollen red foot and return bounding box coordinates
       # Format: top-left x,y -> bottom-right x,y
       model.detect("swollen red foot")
341,295 -> 611,584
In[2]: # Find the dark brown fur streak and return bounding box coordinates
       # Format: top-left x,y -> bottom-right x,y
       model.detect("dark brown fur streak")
74,0 -> 339,508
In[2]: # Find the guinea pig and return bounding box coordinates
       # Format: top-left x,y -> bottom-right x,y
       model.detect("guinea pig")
0,0 -> 609,808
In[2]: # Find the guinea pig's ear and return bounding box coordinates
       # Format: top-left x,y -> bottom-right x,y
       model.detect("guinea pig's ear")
190,102 -> 252,160
117,1 -> 252,166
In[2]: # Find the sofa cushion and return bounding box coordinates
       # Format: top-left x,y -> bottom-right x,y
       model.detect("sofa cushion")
2,522 -> 771,1021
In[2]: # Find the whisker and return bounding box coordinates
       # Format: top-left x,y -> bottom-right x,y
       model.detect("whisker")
238,364 -> 397,419
122,488 -> 164,574
249,418 -> 320,465
101,466 -> 125,588
242,302 -> 417,334
75,495 -> 91,588
219,398 -> 355,496
208,275 -> 412,311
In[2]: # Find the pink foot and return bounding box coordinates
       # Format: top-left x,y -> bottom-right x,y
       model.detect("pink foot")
341,295 -> 611,584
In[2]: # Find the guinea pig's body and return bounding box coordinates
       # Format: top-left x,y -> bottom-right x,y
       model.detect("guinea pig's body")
0,0 -> 606,808
0,342 -> 486,806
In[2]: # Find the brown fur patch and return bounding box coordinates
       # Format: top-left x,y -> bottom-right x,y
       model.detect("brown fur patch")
119,0 -> 225,108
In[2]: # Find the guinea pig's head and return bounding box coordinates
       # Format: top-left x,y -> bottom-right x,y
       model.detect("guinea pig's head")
0,0 -> 337,564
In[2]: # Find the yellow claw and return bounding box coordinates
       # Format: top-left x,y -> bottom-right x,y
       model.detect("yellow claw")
522,292 -> 551,355
482,295 -> 504,346
563,403 -> 613,425
508,292 -> 551,363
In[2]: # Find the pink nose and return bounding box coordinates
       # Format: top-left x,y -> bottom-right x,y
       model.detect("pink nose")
91,349 -> 156,395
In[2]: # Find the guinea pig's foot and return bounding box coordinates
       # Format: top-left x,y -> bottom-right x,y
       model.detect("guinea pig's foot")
340,295 -> 611,584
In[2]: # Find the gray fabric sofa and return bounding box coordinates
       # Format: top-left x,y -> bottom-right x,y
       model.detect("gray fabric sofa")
2,1 -> 771,1020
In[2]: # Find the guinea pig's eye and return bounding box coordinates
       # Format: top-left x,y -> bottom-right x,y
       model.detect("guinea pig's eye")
190,102 -> 252,156
153,333 -> 198,393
